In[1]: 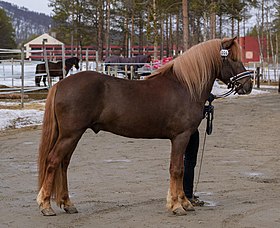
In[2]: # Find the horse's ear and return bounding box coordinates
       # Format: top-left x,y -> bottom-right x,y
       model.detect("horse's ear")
222,37 -> 237,49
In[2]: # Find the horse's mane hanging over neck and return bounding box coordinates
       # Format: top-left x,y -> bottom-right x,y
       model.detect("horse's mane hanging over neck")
149,39 -> 225,100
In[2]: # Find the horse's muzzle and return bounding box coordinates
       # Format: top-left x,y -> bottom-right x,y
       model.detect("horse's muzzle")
229,71 -> 254,95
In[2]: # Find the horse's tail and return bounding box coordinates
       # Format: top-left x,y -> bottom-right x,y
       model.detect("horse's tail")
38,84 -> 62,205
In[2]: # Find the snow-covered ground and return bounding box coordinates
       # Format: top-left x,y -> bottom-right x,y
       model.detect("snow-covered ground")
0,60 -> 82,87
0,108 -> 44,130
0,62 -> 273,131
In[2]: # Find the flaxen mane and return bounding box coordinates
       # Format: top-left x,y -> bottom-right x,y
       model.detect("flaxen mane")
148,38 -> 241,100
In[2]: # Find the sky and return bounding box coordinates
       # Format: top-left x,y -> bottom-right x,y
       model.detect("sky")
3,0 -> 52,15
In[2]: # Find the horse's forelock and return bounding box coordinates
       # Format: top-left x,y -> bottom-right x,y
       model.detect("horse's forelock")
228,39 -> 241,61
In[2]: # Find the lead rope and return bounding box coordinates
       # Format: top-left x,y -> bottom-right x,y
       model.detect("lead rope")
194,130 -> 207,194
193,95 -> 214,194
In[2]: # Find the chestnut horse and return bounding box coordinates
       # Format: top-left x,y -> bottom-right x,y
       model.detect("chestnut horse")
37,38 -> 253,216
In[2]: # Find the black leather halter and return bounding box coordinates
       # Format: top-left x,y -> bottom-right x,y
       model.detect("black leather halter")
215,49 -> 253,99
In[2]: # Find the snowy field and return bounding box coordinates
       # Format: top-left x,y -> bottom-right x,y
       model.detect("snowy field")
0,60 -> 83,87
0,107 -> 44,130
0,61 -> 273,131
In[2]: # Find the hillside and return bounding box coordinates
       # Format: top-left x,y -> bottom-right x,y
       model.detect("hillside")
0,1 -> 52,44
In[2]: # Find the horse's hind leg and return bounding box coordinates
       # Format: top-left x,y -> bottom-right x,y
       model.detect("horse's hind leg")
37,132 -> 83,216
43,75 -> 47,87
60,152 -> 78,214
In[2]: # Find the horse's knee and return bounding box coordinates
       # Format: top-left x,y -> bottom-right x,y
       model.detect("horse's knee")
170,166 -> 184,179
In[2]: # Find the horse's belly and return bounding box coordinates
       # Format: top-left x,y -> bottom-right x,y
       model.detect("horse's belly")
97,110 -> 185,139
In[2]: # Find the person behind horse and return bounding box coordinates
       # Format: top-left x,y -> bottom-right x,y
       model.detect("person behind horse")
183,129 -> 205,206
183,93 -> 215,207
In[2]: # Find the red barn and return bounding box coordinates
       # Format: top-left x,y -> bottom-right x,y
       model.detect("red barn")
239,36 -> 267,64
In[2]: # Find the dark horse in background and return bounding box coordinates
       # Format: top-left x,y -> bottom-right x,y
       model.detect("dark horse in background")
37,38 -> 253,216
35,57 -> 80,87
104,54 -> 151,78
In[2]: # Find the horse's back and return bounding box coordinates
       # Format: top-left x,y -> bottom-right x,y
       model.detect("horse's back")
105,55 -> 120,63
54,71 -> 140,135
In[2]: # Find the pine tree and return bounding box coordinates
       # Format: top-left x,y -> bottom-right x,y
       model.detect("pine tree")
0,8 -> 16,49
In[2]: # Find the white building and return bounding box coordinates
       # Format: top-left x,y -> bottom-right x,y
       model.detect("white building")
24,33 -> 64,60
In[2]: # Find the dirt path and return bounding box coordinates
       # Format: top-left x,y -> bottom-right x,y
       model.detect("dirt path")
0,93 -> 279,228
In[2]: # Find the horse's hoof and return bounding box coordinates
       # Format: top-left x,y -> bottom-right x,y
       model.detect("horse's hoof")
64,205 -> 78,214
172,206 -> 188,216
40,207 -> 56,216
183,204 -> 195,211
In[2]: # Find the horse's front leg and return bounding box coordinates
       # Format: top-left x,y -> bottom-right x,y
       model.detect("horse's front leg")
35,76 -> 41,86
43,75 -> 47,87
166,132 -> 194,215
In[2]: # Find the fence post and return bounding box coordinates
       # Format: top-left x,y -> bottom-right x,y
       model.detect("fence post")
43,39 -> 51,88
278,73 -> 280,93
62,44 -> 66,79
86,49 -> 89,71
130,65 -> 134,80
79,44 -> 82,71
96,51 -> 99,71
20,47 -> 25,108
256,66 -> 260,89
11,58 -> 14,76
124,65 -> 128,78
114,65 -> 117,77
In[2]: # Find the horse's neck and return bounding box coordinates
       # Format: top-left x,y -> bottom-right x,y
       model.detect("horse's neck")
163,67 -> 217,103
201,78 -> 216,102
65,63 -> 72,72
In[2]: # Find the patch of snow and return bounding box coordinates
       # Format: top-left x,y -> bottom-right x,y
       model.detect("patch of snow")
211,81 -> 269,97
0,109 -> 44,130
